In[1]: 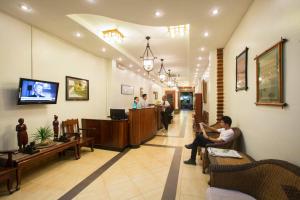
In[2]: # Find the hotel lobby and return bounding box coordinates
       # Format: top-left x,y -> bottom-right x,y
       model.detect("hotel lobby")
0,0 -> 299,199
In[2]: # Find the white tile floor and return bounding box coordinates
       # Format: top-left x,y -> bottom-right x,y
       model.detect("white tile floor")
0,111 -> 209,200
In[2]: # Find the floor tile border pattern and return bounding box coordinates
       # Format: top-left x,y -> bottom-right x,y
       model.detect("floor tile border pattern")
142,144 -> 182,200
58,148 -> 130,200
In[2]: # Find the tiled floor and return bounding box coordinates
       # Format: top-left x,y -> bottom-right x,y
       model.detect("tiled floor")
0,111 -> 209,200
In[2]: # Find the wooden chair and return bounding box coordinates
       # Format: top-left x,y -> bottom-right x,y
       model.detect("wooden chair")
0,150 -> 17,194
201,127 -> 242,173
61,119 -> 95,158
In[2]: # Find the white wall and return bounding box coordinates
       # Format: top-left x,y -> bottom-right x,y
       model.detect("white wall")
0,12 -> 109,150
223,0 -> 300,165
107,60 -> 163,112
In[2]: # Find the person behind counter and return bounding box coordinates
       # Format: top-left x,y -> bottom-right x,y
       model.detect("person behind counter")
132,96 -> 142,109
140,94 -> 149,108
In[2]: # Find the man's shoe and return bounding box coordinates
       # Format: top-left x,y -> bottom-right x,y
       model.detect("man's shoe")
184,144 -> 193,149
184,159 -> 196,165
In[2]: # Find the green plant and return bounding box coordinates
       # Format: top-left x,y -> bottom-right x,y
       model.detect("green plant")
32,126 -> 53,143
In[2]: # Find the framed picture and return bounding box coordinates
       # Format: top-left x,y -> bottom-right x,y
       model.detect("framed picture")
140,87 -> 143,97
202,80 -> 207,103
121,84 -> 134,95
236,47 -> 248,91
255,38 -> 287,107
153,91 -> 158,100
66,76 -> 89,101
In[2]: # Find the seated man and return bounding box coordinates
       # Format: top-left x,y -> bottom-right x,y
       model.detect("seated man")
184,116 -> 234,165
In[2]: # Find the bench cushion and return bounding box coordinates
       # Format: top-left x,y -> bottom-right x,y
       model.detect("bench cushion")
207,187 -> 256,200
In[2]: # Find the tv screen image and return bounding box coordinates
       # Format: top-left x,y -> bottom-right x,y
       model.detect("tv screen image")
18,78 -> 59,104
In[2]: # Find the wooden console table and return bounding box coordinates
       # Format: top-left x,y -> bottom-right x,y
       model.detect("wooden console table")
0,140 -> 79,190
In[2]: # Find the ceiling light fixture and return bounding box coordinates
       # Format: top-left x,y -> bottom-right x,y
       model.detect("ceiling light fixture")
197,64 -> 200,67
102,28 -> 124,43
75,32 -> 82,38
20,3 -> 32,12
168,24 -> 190,38
158,59 -> 167,82
198,56 -> 203,60
140,36 -> 157,74
200,47 -> 205,51
204,32 -> 209,37
118,57 -> 122,61
137,69 -> 141,72
129,64 -> 133,68
101,47 -> 106,52
212,8 -> 219,16
155,11 -> 162,17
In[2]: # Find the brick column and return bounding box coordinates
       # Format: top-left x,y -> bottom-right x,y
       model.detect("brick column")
216,48 -> 224,121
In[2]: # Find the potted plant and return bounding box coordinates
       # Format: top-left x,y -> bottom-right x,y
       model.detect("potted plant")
32,126 -> 54,146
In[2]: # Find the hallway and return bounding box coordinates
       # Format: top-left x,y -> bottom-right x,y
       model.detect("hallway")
0,111 -> 209,200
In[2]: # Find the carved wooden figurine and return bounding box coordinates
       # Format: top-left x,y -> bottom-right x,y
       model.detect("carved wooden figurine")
16,118 -> 28,151
53,115 -> 59,140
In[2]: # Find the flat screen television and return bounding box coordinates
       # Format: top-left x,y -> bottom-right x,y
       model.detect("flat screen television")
17,78 -> 59,105
110,109 -> 126,120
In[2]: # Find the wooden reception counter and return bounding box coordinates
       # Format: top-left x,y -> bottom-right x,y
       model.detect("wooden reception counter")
82,118 -> 129,151
129,107 -> 158,147
82,107 -> 162,151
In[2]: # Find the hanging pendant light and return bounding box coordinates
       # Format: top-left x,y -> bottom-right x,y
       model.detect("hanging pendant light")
140,36 -> 157,73
158,59 -> 167,82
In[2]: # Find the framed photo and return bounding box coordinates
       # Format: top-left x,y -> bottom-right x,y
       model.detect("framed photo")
66,76 -> 89,100
121,84 -> 134,95
236,47 -> 248,91
153,91 -> 158,100
255,38 -> 287,107
140,87 -> 143,97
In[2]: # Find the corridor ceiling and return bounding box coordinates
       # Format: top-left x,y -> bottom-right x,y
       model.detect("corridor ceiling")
0,0 -> 253,86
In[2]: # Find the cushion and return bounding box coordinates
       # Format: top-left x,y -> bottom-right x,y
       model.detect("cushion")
207,187 -> 256,200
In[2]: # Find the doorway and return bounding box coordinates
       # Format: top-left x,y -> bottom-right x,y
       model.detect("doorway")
180,92 -> 193,110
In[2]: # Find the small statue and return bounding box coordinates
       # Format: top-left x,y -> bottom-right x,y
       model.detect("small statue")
24,141 -> 39,154
16,118 -> 28,152
53,115 -> 59,141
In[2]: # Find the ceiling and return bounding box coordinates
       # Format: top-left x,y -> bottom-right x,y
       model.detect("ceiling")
0,0 -> 253,87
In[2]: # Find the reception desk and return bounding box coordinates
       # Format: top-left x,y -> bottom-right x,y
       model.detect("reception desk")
129,107 -> 159,147
82,118 -> 129,151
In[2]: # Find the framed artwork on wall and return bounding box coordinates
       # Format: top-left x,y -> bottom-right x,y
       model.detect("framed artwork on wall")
66,76 -> 89,101
153,91 -> 158,100
236,47 -> 248,91
121,84 -> 134,95
254,38 -> 287,107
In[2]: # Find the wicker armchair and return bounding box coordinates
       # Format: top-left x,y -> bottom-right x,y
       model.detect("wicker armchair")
208,159 -> 300,200
201,127 -> 242,173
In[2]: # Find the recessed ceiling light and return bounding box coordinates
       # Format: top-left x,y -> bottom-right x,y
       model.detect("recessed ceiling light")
212,9 -> 219,16
200,47 -> 205,51
118,57 -> 122,61
198,56 -> 203,60
86,0 -> 96,3
101,47 -> 106,52
137,69 -> 141,72
197,64 -> 200,67
20,3 -> 32,12
155,10 -> 163,17
196,68 -> 199,72
204,32 -> 209,37
129,64 -> 133,68
75,32 -> 82,38
144,73 -> 146,76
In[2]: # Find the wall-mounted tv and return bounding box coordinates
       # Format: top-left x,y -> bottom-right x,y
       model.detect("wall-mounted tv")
17,78 -> 59,105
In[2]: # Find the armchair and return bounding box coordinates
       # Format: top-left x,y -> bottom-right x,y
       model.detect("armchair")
207,159 -> 300,200
62,119 -> 95,158
201,127 -> 242,173
0,150 -> 17,194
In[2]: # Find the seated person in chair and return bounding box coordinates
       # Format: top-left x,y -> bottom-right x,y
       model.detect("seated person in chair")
184,116 -> 234,165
